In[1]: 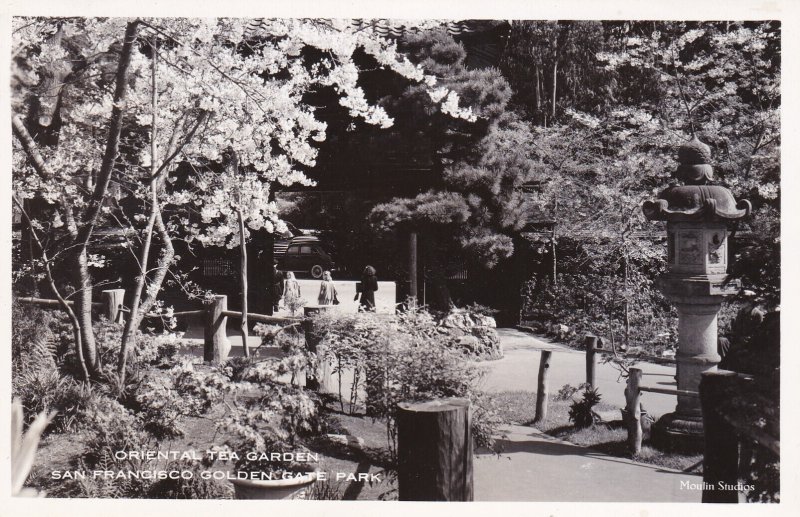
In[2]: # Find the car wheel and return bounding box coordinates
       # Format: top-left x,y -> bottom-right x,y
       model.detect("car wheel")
311,265 -> 324,279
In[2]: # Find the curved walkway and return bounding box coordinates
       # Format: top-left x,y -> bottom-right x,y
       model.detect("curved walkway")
472,328 -> 701,502
476,328 -> 680,418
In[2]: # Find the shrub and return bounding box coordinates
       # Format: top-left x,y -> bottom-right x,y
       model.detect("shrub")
80,395 -> 153,469
521,273 -> 678,356
311,307 -> 501,457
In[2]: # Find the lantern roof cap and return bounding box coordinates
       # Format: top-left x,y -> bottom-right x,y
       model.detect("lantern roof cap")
643,185 -> 751,222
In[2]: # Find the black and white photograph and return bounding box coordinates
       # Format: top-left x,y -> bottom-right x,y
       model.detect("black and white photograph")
3,0 -> 793,512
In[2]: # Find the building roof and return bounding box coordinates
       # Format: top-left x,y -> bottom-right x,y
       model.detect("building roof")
244,19 -> 509,40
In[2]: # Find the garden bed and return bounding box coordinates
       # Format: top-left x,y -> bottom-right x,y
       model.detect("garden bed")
26,386 -> 399,500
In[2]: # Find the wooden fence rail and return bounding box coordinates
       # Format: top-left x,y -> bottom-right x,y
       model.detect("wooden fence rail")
18,292 -> 302,365
18,296 -> 103,310
623,367 -> 700,455
700,370 -> 779,503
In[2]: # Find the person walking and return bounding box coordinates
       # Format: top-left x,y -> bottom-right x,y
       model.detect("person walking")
283,271 -> 302,314
357,265 -> 378,312
317,270 -> 339,306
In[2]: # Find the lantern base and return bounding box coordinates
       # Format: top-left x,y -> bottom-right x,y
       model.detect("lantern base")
651,412 -> 704,454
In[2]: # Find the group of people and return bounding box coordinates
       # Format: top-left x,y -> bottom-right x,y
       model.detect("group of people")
271,266 -> 379,313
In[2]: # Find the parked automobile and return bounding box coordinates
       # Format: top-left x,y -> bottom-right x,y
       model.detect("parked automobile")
275,236 -> 336,279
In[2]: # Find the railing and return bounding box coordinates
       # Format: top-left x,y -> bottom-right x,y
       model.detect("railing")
699,370 -> 779,503
622,367 -> 700,455
17,291 -> 301,364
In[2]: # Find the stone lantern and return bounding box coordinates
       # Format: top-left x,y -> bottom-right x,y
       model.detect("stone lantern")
642,137 -> 751,451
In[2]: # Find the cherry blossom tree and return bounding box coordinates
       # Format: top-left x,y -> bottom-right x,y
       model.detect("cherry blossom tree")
12,17 -> 475,380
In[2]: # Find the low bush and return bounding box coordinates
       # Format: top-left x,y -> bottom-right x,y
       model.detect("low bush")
310,307 -> 502,457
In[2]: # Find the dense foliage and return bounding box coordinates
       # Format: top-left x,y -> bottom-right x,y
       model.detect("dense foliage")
309,308 -> 503,457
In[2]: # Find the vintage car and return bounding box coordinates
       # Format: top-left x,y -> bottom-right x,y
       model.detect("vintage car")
275,235 -> 336,279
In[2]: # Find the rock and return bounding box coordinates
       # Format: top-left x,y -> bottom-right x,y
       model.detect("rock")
470,326 -> 503,360
325,434 -> 364,451
472,313 -> 497,328
457,335 -> 481,352
441,309 -> 502,360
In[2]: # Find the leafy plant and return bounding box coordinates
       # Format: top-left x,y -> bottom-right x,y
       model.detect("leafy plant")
568,387 -> 602,429
555,383 -> 590,401
12,398 -> 54,497
311,307 -> 500,458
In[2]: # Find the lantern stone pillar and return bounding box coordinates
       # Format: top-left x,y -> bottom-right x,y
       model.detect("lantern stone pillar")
643,137 -> 750,451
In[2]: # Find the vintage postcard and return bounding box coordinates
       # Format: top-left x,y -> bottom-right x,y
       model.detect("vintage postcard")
2,0 -> 796,515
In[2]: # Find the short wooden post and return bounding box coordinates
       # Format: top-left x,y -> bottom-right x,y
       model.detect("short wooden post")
101,289 -> 125,324
700,370 -> 740,503
302,307 -> 334,392
408,230 -> 418,307
303,318 -> 321,392
397,398 -> 472,501
204,295 -> 230,364
625,367 -> 643,455
585,335 -> 599,388
533,350 -> 552,424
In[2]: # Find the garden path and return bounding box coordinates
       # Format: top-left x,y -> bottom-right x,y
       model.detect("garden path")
471,328 -> 702,502
477,328 -> 680,419
473,424 -> 702,502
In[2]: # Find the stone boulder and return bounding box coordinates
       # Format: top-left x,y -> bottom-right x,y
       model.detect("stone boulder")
440,309 -> 502,360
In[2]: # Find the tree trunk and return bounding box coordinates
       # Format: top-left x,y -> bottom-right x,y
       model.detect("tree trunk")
624,254 -> 631,349
551,200 -> 558,286
138,207 -> 174,316
75,20 -> 140,248
15,197 -> 90,381
535,65 -> 541,125
551,58 -> 558,121
408,230 -> 418,307
73,248 -> 101,376
119,38 -> 159,378
238,210 -> 250,358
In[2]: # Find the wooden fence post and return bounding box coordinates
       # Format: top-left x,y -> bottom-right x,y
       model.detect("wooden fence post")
397,398 -> 472,501
204,295 -> 230,364
585,335 -> 598,388
700,370 -> 740,503
101,289 -> 125,324
533,350 -> 552,424
625,367 -> 643,455
303,306 -> 334,392
302,318 -> 321,392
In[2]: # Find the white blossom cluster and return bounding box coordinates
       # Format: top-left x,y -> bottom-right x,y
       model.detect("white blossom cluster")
12,17 -> 479,252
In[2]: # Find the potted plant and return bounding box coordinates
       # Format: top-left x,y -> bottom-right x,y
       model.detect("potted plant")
216,340 -> 323,499
227,439 -> 319,500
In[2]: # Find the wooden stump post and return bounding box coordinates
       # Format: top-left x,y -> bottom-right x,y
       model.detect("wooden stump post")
585,335 -> 599,388
204,295 -> 230,364
408,230 -> 418,307
625,367 -> 643,455
101,289 -> 126,324
533,350 -> 552,424
397,398 -> 472,501
700,370 -> 740,503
